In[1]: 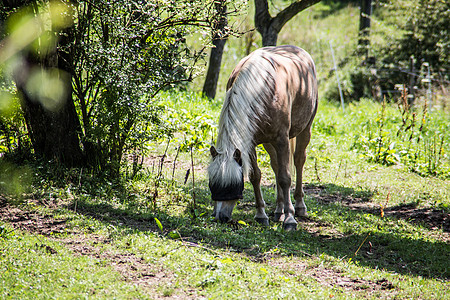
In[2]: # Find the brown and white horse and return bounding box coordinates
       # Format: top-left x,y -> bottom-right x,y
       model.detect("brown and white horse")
208,45 -> 318,230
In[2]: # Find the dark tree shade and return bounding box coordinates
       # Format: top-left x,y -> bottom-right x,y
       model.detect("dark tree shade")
6,1 -> 85,166
1,0 -> 226,173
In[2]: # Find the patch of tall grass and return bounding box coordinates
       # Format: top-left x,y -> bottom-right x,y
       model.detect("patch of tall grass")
313,96 -> 450,179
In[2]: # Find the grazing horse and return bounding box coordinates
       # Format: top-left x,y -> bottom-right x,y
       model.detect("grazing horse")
208,45 -> 318,230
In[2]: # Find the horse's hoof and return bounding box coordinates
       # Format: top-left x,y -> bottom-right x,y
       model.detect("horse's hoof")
295,208 -> 308,218
273,213 -> 284,222
219,212 -> 231,223
283,215 -> 297,231
255,217 -> 269,226
283,222 -> 297,231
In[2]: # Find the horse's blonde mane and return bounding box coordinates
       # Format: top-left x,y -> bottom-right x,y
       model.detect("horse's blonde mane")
208,50 -> 276,186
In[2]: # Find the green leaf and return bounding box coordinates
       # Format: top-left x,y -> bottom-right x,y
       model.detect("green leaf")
237,220 -> 248,226
155,217 -> 163,232
168,230 -> 180,239
220,257 -> 233,264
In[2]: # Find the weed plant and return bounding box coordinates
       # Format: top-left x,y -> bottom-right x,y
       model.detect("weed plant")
351,93 -> 450,179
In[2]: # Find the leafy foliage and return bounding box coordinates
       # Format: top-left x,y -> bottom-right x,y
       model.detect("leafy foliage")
158,91 -> 218,153
68,0 -> 222,174
1,0 -> 234,174
0,73 -> 29,159
321,0 -> 449,102
351,96 -> 450,178
377,0 -> 449,83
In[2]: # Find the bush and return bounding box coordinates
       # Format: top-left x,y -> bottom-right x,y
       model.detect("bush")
324,0 -> 449,103
1,1 -> 223,175
372,0 -> 449,96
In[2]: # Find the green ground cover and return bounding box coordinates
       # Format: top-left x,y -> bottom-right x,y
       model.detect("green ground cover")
1,92 -> 448,299
1,1 -> 449,299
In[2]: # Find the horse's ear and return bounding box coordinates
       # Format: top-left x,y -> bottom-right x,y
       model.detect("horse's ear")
210,146 -> 219,159
233,149 -> 242,166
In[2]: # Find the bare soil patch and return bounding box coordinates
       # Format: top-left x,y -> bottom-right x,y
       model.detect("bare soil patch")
381,203 -> 449,232
62,236 -> 199,299
0,197 -> 197,299
304,184 -> 450,236
268,257 -> 398,297
0,197 -> 68,236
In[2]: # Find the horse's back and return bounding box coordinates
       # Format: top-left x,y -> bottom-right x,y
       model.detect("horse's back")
261,46 -> 318,139
263,45 -> 316,75
265,46 -> 318,138
226,45 -> 318,143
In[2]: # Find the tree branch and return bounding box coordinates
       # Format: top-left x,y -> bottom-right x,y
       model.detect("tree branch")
272,0 -> 322,32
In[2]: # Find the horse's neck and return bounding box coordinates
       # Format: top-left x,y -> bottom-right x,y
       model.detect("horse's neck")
217,127 -> 253,176
216,54 -> 275,175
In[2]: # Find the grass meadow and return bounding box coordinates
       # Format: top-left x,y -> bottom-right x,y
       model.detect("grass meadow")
1,1 -> 449,299
1,92 -> 449,299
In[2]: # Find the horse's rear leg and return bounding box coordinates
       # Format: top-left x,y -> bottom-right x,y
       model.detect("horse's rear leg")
294,127 -> 312,217
249,149 -> 269,226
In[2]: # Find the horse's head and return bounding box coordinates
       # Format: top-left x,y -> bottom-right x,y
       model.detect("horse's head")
208,146 -> 244,223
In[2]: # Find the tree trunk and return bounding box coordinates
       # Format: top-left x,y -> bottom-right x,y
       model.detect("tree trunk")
254,0 -> 322,47
13,1 -> 85,166
17,57 -> 85,166
358,0 -> 372,56
202,0 -> 228,99
254,0 -> 275,46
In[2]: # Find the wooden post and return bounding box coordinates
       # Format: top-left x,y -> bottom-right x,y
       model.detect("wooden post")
330,41 -> 345,112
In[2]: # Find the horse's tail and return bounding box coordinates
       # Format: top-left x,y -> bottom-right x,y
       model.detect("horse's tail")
289,137 -> 296,177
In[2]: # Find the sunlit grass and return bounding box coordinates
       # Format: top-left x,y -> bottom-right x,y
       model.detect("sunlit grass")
1,90 -> 449,299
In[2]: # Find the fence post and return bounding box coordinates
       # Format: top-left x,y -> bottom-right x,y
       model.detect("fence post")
329,40 -> 345,112
422,62 -> 432,107
408,56 -> 416,104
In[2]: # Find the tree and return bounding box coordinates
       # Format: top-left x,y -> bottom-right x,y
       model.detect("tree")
2,1 -> 85,166
358,0 -> 372,58
1,0 -> 223,174
202,0 -> 229,99
254,0 -> 322,46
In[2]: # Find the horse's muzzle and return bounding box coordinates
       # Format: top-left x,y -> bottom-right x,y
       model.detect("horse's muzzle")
213,200 -> 237,223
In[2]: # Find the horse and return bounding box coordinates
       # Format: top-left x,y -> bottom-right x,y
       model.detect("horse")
208,45 -> 318,231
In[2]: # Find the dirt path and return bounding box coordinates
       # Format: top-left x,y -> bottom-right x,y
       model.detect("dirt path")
304,184 -> 450,238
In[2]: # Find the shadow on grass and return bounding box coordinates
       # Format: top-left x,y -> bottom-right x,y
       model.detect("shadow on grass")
66,179 -> 450,281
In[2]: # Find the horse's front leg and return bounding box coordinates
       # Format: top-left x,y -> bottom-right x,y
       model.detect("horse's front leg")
249,148 -> 269,226
274,138 -> 297,231
263,143 -> 284,222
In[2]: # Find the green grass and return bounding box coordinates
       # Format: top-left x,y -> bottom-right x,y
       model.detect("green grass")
1,1 -> 449,298
1,92 -> 449,299
0,226 -> 146,299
